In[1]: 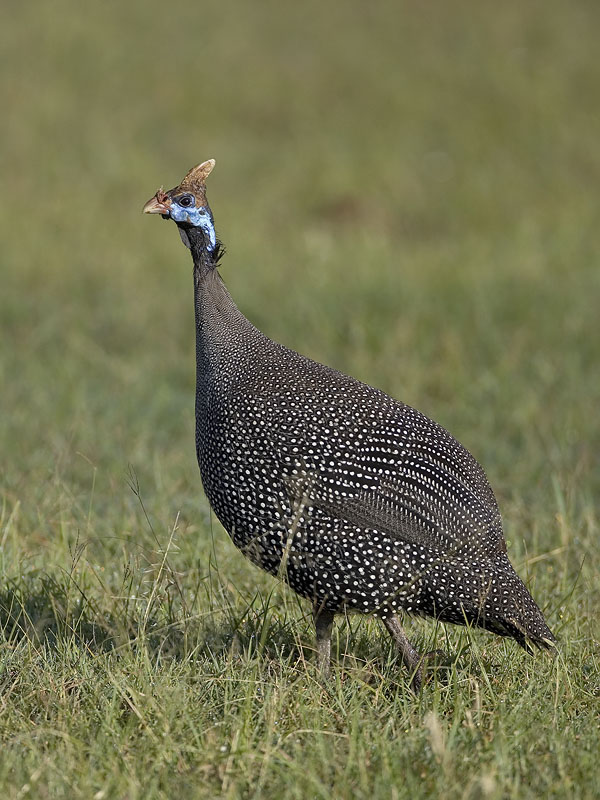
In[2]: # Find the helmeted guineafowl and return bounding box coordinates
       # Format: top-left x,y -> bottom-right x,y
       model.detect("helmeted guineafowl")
143,160 -> 555,689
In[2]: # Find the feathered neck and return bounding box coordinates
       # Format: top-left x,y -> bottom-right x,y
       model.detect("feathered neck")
185,224 -> 248,336
189,226 -> 262,400
179,224 -> 224,276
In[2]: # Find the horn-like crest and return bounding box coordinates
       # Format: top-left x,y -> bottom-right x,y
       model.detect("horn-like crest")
173,159 -> 216,206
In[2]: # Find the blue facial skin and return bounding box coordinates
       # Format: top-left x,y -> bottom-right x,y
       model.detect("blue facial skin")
169,201 -> 216,250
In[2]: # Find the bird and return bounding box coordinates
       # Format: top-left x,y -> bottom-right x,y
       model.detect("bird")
143,160 -> 555,689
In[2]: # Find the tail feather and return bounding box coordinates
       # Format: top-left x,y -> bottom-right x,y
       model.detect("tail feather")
418,552 -> 556,650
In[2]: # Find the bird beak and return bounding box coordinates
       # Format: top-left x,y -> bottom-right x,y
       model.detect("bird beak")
143,188 -> 172,215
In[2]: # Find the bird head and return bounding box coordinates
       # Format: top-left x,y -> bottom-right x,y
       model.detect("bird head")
143,159 -> 217,250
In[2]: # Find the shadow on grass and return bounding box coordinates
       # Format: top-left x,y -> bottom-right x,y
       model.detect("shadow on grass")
0,571 -> 493,694
0,574 -> 118,652
0,572 -> 210,660
0,573 -> 311,671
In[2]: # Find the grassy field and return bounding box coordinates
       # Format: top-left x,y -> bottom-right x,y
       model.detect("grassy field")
1,1 -> 599,797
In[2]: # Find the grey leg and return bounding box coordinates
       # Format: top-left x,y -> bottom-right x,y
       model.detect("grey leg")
313,604 -> 335,676
382,615 -> 423,692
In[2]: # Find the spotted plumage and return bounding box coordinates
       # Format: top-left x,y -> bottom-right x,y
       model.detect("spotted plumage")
144,160 -> 555,688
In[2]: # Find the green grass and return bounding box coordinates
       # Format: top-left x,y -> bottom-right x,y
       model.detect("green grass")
1,0 -> 599,797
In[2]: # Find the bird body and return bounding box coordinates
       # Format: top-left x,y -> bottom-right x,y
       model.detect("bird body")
144,161 -> 555,687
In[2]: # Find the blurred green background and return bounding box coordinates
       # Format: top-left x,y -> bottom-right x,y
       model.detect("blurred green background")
0,1 -> 599,797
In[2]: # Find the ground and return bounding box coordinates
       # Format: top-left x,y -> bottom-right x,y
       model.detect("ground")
0,1 -> 598,797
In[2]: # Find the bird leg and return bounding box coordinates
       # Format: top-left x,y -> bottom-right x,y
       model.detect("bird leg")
313,603 -> 335,676
382,615 -> 424,692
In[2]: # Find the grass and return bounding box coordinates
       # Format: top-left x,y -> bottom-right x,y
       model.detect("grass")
1,0 -> 599,797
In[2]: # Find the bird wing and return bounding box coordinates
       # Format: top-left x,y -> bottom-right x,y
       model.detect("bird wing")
281,410 -> 505,556
232,376 -> 506,557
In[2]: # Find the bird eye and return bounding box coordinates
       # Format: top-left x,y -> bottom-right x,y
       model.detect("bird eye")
178,194 -> 195,208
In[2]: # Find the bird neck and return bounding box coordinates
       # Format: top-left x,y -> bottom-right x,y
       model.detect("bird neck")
181,223 -> 219,270
191,241 -> 263,400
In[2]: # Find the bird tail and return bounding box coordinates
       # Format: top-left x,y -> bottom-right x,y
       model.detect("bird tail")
419,552 -> 556,651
